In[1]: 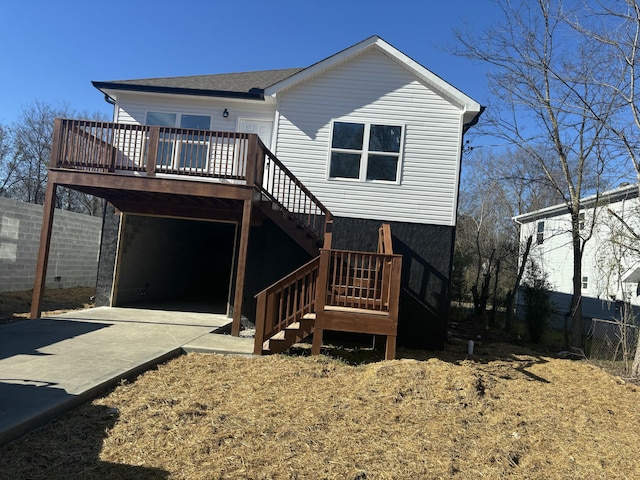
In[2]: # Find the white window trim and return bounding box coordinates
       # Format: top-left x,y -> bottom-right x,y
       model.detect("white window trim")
536,221 -> 545,244
326,120 -> 404,185
582,276 -> 589,290
144,111 -> 213,172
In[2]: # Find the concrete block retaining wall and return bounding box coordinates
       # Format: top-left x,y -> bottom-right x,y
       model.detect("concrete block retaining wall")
0,197 -> 102,292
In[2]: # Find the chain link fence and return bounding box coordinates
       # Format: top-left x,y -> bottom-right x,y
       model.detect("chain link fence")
587,318 -> 638,375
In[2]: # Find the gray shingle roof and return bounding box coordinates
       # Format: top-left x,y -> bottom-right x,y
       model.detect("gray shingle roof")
93,68 -> 304,99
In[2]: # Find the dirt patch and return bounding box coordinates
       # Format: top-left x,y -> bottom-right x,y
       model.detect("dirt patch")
0,287 -> 95,324
1,342 -> 639,479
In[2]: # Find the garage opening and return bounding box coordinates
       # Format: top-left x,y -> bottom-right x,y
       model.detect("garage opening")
112,214 -> 236,314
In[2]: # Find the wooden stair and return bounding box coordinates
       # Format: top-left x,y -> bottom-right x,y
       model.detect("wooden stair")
261,314 -> 316,354
255,196 -> 323,257
254,224 -> 402,360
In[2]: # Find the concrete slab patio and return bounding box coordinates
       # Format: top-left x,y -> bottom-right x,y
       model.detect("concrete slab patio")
0,306 -> 254,446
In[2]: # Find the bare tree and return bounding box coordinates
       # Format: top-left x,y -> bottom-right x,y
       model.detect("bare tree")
454,0 -> 621,349
568,0 -> 640,373
0,124 -> 18,196
9,101 -> 65,204
456,147 -> 556,329
7,100 -> 106,215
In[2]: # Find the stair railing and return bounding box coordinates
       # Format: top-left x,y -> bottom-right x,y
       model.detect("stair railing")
247,135 -> 333,244
253,256 -> 320,355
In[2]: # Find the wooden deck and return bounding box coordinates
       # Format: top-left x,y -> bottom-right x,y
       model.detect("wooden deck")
31,119 -> 333,336
32,119 -> 402,354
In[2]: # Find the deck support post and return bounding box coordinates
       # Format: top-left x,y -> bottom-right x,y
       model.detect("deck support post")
231,198 -> 252,336
311,327 -> 324,355
30,180 -> 58,319
385,335 -> 397,361
323,218 -> 333,249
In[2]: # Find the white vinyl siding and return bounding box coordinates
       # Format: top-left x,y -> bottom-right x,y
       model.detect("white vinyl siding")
113,93 -> 276,133
273,49 -> 464,226
518,190 -> 640,308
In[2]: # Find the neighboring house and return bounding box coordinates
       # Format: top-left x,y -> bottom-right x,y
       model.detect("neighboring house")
31,36 -> 482,352
513,184 -> 640,328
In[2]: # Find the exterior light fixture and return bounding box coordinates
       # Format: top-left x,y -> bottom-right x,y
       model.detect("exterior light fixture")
223,108 -> 229,118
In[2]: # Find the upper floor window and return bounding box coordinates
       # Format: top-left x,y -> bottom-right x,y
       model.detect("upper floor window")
145,111 -> 211,130
536,221 -> 545,245
582,276 -> 589,290
329,121 -> 403,182
146,111 -> 177,127
579,212 -> 585,230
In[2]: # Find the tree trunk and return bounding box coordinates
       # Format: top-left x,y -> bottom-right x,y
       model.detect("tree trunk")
505,235 -> 533,333
632,338 -> 640,378
570,215 -> 584,350
490,259 -> 501,327
471,273 -> 491,323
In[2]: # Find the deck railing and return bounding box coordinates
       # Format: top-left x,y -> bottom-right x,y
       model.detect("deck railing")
51,118 -> 332,240
253,256 -> 320,354
52,118 -> 253,178
253,240 -> 403,355
321,249 -> 402,312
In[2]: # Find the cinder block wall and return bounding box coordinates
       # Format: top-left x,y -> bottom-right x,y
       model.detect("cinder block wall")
0,197 -> 102,292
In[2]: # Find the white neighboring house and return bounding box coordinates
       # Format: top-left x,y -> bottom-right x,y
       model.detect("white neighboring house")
513,184 -> 640,325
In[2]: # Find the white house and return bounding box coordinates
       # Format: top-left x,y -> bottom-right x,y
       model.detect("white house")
33,36 -> 482,351
513,183 -> 640,325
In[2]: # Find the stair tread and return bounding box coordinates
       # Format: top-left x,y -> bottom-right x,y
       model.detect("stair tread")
270,331 -> 286,341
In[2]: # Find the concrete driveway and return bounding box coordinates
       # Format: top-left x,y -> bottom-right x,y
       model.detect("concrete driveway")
0,306 -> 254,445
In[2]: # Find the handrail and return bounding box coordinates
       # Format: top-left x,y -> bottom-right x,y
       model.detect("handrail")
254,256 -> 320,355
253,248 -> 403,355
51,118 -> 333,244
313,247 -> 403,360
252,136 -> 332,241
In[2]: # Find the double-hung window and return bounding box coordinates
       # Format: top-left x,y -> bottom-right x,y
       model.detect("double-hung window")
536,221 -> 545,245
329,121 -> 403,182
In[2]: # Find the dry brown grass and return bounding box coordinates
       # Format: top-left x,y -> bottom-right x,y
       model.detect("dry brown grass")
1,340 -> 639,479
0,286 -> 94,323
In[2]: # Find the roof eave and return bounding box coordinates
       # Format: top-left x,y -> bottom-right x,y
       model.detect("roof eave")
513,184 -> 639,223
92,81 -> 265,101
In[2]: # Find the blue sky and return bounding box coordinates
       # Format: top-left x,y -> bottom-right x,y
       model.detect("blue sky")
0,0 -> 499,126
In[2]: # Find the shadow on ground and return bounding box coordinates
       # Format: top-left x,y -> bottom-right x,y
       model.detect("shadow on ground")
0,402 -> 168,480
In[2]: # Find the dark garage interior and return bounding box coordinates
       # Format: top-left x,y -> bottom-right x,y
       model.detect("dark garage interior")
113,214 -> 236,313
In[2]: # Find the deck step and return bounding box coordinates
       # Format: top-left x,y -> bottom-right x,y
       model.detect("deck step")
262,314 -> 317,354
